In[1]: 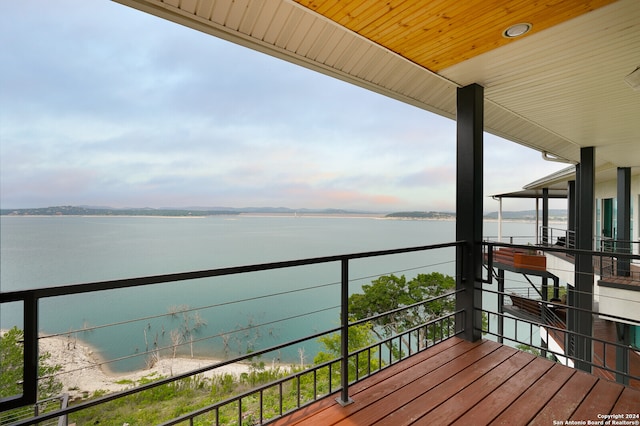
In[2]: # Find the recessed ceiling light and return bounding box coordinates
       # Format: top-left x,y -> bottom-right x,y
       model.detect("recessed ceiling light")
503,23 -> 532,38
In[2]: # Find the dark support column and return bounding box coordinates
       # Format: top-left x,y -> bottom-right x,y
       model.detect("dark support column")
542,188 -> 549,245
567,173 -> 579,358
617,167 -> 631,276
616,167 -> 631,385
455,83 -> 483,342
574,166 -> 581,245
24,293 -> 38,406
497,269 -> 505,344
572,147 -> 594,372
541,188 -> 550,302
568,180 -> 576,248
337,259 -> 353,406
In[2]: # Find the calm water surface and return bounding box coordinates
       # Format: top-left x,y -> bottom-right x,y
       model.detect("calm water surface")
1,215 -> 540,371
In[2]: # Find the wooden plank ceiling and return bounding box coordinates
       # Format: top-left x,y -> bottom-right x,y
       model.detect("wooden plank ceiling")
295,0 -> 616,72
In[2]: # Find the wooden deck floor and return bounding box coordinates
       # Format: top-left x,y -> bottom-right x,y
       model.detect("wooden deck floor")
272,337 -> 640,425
546,318 -> 640,389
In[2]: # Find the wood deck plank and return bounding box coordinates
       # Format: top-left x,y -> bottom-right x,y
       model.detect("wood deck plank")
269,338 -> 640,426
348,336 -> 475,391
570,379 -> 625,421
368,345 -> 514,425
332,341 -> 502,426
546,314 -> 640,390
270,337 -> 470,425
529,370 -> 598,425
451,357 -> 556,425
490,363 -> 576,425
612,386 -> 640,414
412,349 -> 535,425
272,338 -> 486,426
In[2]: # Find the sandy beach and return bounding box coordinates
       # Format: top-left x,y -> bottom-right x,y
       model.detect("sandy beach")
37,334 -> 254,400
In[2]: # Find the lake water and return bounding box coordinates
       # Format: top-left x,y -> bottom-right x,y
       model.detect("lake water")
1,215 -> 541,372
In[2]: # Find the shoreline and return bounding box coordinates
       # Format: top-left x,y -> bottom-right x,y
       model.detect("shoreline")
36,333 -> 258,400
1,214 -> 568,223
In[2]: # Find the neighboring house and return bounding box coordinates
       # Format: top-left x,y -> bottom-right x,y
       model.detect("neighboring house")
493,164 -> 640,386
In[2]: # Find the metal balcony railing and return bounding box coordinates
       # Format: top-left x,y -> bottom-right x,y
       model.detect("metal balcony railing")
0,394 -> 68,426
0,242 -> 463,425
594,237 -> 640,282
539,226 -> 576,248
481,241 -> 640,387
3,239 -> 639,424
538,226 -> 640,281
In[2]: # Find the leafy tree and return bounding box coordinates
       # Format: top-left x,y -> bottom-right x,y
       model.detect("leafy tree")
0,327 -> 63,400
313,273 -> 456,383
313,323 -> 380,382
348,273 -> 456,354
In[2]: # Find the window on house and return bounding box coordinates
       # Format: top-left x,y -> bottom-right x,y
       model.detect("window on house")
601,198 -> 616,251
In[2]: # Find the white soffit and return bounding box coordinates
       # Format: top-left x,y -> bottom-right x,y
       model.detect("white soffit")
441,0 -> 640,167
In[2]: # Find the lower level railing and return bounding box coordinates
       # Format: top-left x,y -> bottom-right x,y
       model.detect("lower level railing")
0,394 -> 68,426
481,241 -> 640,388
539,226 -> 575,248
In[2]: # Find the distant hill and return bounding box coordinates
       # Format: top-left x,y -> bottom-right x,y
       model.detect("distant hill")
385,211 -> 455,220
386,209 -> 568,221
202,207 -> 369,215
0,205 -> 375,217
2,206 -> 568,220
483,209 -> 567,220
0,206 -> 239,217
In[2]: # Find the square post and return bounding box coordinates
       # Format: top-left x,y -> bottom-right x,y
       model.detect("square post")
617,167 -> 631,276
542,188 -> 549,245
616,167 -> 631,384
567,180 -> 576,248
497,269 -> 505,344
455,83 -> 483,342
336,259 -> 353,406
572,146 -> 594,372
24,294 -> 39,405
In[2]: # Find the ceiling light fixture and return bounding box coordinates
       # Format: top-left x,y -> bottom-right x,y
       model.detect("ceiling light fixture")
624,66 -> 640,90
503,23 -> 532,38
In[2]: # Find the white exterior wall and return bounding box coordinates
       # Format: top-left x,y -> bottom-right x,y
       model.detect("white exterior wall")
598,285 -> 640,323
546,254 -> 575,287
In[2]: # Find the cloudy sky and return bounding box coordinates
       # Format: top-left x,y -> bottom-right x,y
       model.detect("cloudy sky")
0,1 -> 568,213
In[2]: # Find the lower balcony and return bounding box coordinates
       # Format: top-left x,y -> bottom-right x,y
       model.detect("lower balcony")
1,242 -> 639,425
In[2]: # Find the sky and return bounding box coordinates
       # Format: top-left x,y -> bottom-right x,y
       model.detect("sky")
0,1 -> 569,213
